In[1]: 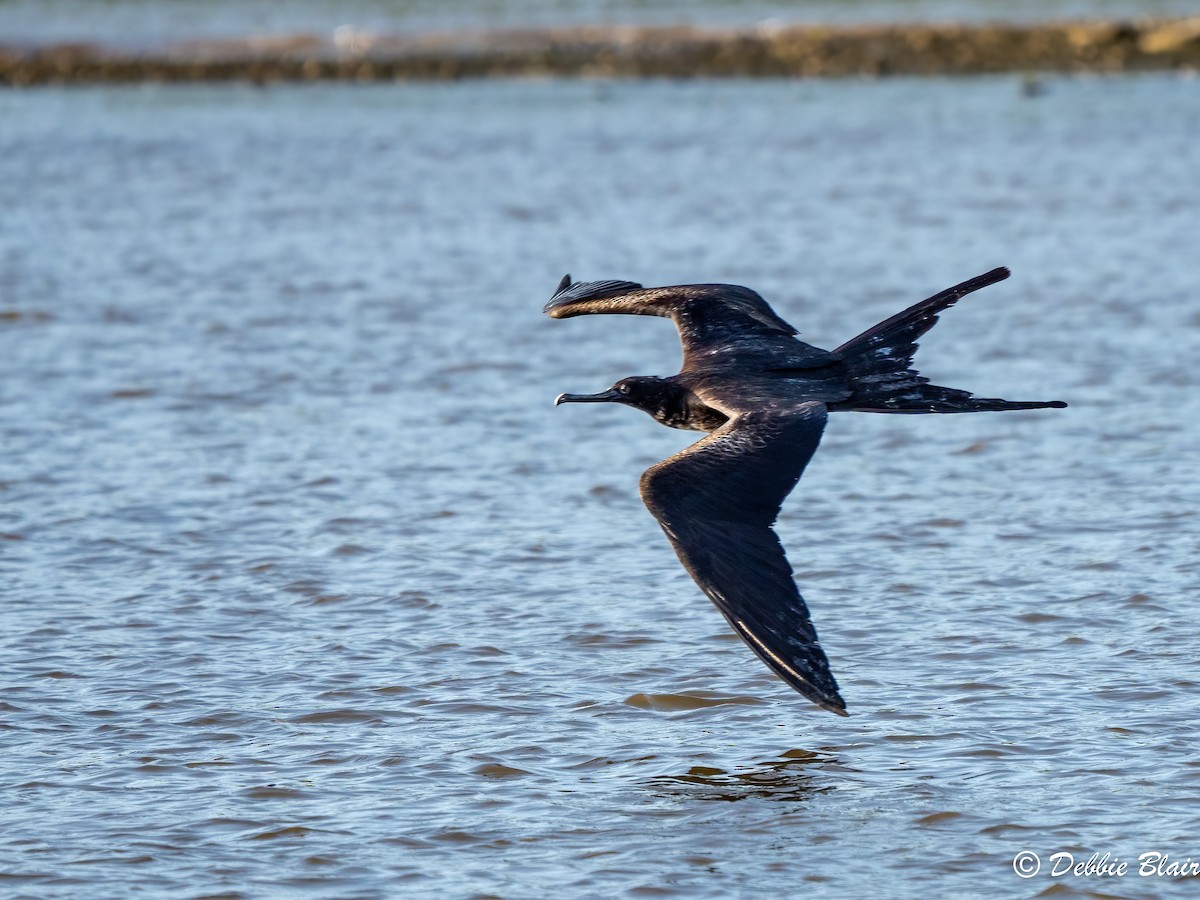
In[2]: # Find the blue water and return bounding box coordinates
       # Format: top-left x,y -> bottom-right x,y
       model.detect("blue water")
2,74 -> 1199,897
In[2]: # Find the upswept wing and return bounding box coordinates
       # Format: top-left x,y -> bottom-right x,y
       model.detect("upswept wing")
544,275 -> 837,372
638,399 -> 846,715
834,266 -> 1010,364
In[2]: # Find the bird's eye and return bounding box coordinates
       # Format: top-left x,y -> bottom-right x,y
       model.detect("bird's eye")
616,382 -> 630,394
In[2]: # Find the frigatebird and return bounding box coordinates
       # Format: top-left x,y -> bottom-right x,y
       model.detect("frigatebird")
545,267 -> 1065,715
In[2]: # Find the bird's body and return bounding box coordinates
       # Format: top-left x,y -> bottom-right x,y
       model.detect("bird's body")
546,268 -> 1065,716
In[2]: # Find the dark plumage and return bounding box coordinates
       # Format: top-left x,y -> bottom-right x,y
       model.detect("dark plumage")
546,268 -> 1066,715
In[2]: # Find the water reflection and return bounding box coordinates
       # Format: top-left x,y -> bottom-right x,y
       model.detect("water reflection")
647,749 -> 838,802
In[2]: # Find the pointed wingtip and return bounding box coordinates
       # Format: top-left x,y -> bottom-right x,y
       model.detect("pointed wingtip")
544,277 -> 645,317
976,266 -> 1010,288
545,274 -> 572,316
798,679 -> 849,717
815,695 -> 849,716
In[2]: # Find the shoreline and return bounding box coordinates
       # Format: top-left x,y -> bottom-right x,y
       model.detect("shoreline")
3,18 -> 1199,86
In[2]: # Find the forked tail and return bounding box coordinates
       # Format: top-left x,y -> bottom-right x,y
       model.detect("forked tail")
831,267 -> 1067,414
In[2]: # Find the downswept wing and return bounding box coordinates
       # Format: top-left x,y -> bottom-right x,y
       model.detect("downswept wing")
638,399 -> 846,715
545,275 -> 837,372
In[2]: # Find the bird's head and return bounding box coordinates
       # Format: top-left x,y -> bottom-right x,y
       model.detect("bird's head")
554,376 -> 673,415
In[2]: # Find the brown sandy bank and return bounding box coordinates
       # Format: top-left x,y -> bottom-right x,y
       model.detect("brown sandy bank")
3,17 -> 1200,86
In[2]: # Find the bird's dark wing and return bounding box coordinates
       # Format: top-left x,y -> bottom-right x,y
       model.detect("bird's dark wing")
638,399 -> 846,715
544,275 -> 837,371
834,266 -> 1010,362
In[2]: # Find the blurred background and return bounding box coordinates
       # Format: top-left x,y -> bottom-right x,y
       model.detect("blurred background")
7,0 -> 1200,44
2,1 -> 1198,898
2,0 -> 1200,44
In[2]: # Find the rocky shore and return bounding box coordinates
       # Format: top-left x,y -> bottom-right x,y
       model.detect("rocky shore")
3,17 -> 1199,86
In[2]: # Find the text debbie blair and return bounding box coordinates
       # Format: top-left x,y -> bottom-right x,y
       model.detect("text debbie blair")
1050,851 -> 1200,878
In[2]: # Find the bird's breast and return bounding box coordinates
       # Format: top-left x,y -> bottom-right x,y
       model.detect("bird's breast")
650,390 -> 729,433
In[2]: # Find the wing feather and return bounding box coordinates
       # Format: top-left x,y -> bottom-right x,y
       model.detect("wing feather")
545,277 -> 838,372
638,401 -> 846,715
833,266 -> 1010,363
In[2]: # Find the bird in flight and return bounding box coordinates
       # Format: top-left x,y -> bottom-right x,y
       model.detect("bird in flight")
545,267 -> 1065,716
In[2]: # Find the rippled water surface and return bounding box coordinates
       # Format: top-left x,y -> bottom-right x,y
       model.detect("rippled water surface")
2,75 -> 1199,897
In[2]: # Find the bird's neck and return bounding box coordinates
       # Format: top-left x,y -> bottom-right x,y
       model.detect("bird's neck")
642,387 -> 728,433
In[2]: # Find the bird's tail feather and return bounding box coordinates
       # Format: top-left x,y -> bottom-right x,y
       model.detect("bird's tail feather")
831,267 -> 1067,414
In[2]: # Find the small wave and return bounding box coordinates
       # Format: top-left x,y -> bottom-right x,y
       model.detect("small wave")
624,692 -> 764,711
